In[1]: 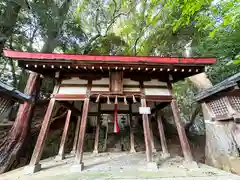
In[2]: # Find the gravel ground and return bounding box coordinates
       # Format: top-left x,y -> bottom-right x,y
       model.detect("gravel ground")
1,152 -> 240,180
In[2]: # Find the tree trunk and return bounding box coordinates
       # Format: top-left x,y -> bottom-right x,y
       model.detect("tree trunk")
188,72 -> 213,90
0,0 -> 72,173
0,73 -> 41,173
0,0 -> 23,53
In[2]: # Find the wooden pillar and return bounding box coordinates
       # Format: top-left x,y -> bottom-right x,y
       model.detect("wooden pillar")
25,98 -> 56,173
103,122 -> 108,152
156,110 -> 169,156
141,98 -> 153,162
129,103 -> 136,153
73,96 -> 90,171
56,110 -> 72,160
71,116 -> 81,154
149,119 -> 157,153
93,102 -> 101,154
71,101 -> 84,154
168,81 -> 193,162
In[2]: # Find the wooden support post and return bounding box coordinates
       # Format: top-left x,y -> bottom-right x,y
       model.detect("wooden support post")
168,81 -> 193,162
24,98 -> 56,174
71,102 -> 83,154
71,116 -> 81,154
141,98 -> 153,162
93,102 -> 101,154
156,110 -> 169,156
129,103 -> 136,153
56,110 -> 72,160
72,96 -> 90,171
103,122 -> 108,152
149,119 -> 157,153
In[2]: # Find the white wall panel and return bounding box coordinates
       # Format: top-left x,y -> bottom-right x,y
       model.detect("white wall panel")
143,79 -> 167,86
144,88 -> 170,96
61,77 -> 87,85
58,86 -> 87,94
123,78 -> 139,85
123,87 -> 141,92
91,87 -> 109,92
92,78 -> 109,85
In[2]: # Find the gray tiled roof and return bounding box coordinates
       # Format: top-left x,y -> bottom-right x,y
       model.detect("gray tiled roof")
0,81 -> 30,103
196,72 -> 240,102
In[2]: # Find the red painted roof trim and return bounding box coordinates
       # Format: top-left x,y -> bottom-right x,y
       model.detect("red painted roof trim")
3,50 -> 216,65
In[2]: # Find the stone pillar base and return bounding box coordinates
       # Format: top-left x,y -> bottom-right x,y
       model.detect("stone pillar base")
92,150 -> 98,154
161,152 -> 170,158
71,163 -> 84,172
147,162 -> 158,171
130,148 -> 136,153
70,150 -> 76,155
55,154 -> 65,161
24,164 -> 41,174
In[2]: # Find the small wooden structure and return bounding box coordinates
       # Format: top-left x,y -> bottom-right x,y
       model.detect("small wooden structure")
3,49 -> 215,173
196,72 -> 240,122
196,73 -> 240,173
0,81 -> 30,120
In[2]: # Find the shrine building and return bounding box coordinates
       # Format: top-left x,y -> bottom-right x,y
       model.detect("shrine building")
3,49 -> 216,173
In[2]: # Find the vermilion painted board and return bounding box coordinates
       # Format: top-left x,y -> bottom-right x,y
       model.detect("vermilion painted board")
3,50 -> 216,65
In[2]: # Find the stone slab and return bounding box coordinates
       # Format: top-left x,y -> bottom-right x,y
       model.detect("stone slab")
71,163 -> 84,172
55,154 -> 65,161
147,162 -> 158,171
92,150 -> 99,154
24,164 -> 41,174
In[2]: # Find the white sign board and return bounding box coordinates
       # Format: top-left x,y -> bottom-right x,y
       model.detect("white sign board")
139,107 -> 151,115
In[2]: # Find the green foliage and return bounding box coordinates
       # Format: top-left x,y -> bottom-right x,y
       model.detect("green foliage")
206,62 -> 240,84
88,33 -> 128,55
173,80 -> 199,123
165,0 -> 213,32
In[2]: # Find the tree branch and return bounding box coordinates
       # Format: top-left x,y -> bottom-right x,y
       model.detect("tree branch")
83,34 -> 101,54
95,8 -> 101,34
105,12 -> 128,34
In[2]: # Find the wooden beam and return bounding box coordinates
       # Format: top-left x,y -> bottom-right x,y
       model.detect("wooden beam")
93,102 -> 101,154
56,110 -> 71,160
168,81 -> 193,162
141,98 -> 153,162
151,102 -> 169,114
28,98 -> 56,170
71,102 -> 84,154
86,111 -> 139,116
156,110 -> 169,155
74,97 -> 90,166
129,103 -> 136,153
74,81 -> 91,171
149,118 -> 157,153
71,116 -> 81,154
103,121 -> 108,152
